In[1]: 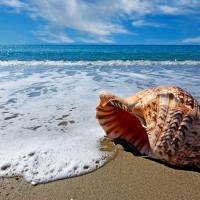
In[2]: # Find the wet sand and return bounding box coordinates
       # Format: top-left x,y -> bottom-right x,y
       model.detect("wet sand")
1,149 -> 200,200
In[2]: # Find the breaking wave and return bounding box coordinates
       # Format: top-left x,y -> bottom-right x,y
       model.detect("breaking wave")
0,60 -> 200,67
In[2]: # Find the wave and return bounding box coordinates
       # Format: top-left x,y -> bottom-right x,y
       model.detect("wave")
0,60 -> 200,67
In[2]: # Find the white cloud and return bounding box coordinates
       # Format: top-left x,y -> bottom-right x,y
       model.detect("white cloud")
182,36 -> 200,43
132,20 -> 164,28
0,0 -> 23,7
29,0 -> 128,36
114,0 -> 153,15
38,31 -> 74,44
27,0 -> 130,43
157,1 -> 200,15
0,0 -> 28,11
158,5 -> 179,14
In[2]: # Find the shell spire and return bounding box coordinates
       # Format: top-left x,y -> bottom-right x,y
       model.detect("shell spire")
96,86 -> 200,168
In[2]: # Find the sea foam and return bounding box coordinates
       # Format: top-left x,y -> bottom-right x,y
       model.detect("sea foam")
0,67 -> 118,184
0,60 -> 200,67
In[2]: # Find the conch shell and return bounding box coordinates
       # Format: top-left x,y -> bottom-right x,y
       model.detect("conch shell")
96,86 -> 200,168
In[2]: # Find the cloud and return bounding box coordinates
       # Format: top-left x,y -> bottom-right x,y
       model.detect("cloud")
1,0 -> 200,43
25,0 -> 129,43
0,0 -> 28,11
132,20 -> 164,28
0,0 -> 24,8
158,5 -> 179,14
157,1 -> 200,15
182,36 -> 200,43
114,0 -> 153,15
30,0 -> 128,35
33,28 -> 74,43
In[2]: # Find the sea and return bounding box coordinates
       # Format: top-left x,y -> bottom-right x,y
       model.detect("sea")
0,45 -> 200,184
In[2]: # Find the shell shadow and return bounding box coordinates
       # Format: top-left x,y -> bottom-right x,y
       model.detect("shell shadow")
112,138 -> 145,156
113,137 -> 200,173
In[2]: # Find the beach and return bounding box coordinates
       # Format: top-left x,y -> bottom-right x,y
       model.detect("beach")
1,45 -> 200,199
1,148 -> 200,200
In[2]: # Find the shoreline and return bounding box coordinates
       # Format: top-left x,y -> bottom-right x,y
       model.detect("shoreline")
1,149 -> 200,200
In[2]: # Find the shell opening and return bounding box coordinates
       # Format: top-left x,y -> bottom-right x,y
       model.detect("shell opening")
96,100 -> 151,156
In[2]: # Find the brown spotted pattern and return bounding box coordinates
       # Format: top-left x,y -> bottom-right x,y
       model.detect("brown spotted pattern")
96,86 -> 200,168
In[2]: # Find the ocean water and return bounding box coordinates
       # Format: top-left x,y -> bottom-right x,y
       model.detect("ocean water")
0,45 -> 200,184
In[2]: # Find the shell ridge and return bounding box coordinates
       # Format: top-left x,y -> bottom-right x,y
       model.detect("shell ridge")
153,93 -> 179,145
177,112 -> 200,166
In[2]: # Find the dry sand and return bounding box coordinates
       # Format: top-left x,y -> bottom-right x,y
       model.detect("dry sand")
1,148 -> 200,200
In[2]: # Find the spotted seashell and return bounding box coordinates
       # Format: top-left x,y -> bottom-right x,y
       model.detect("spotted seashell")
96,86 -> 200,168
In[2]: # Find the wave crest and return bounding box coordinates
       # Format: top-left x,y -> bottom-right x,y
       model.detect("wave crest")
0,60 -> 200,67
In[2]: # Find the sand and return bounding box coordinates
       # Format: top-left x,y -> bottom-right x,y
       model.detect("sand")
1,148 -> 200,200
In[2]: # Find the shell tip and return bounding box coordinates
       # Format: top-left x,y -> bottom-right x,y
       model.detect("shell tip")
99,90 -> 117,105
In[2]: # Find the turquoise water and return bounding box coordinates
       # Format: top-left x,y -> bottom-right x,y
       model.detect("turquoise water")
0,45 -> 200,61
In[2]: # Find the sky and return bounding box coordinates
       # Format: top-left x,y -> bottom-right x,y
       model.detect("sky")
0,0 -> 200,45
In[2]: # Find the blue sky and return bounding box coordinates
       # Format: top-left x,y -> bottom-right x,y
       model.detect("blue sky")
0,0 -> 200,45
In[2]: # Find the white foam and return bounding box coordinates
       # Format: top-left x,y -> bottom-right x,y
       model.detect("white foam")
0,69 -> 117,183
0,64 -> 200,184
0,60 -> 200,67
